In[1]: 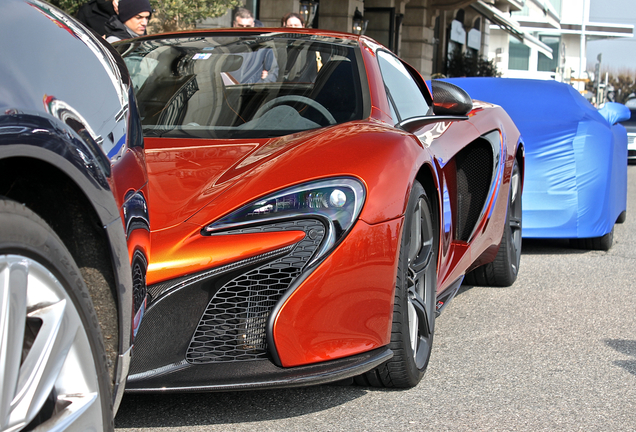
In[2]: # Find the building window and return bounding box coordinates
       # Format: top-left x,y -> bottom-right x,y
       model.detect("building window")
537,36 -> 560,72
508,38 -> 530,71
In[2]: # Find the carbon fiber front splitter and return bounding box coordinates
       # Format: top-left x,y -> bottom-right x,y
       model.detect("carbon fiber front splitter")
125,347 -> 392,393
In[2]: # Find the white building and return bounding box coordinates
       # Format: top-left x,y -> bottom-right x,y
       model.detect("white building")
486,0 -> 633,91
196,0 -> 632,82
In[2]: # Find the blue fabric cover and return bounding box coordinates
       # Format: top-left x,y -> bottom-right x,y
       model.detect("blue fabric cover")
440,78 -> 628,239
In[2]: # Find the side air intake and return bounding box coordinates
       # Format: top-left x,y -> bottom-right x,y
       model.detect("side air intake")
455,140 -> 493,241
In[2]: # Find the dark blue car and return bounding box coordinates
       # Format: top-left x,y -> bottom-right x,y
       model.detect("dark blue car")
0,0 -> 149,429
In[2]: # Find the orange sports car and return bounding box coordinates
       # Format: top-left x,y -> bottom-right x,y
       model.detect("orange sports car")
116,29 -> 524,392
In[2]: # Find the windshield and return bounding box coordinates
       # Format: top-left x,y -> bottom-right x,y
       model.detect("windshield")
117,33 -> 367,139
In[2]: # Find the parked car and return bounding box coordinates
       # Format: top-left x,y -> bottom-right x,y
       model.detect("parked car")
442,77 -> 629,250
622,96 -> 636,164
115,29 -> 523,393
0,0 -> 148,430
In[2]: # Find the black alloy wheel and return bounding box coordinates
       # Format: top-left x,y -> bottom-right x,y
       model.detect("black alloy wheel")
464,158 -> 522,287
355,180 -> 438,388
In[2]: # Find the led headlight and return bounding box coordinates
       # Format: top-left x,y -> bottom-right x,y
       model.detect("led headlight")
203,177 -> 366,248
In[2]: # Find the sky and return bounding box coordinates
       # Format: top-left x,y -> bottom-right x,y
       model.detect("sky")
586,0 -> 636,71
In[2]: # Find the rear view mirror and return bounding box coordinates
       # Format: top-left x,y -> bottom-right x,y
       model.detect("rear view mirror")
221,55 -> 244,72
431,80 -> 473,116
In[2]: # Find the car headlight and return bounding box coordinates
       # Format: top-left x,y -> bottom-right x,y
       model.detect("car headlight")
203,178 -> 366,263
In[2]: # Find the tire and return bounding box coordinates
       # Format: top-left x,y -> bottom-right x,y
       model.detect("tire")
355,180 -> 438,388
464,158 -> 522,287
569,227 -> 614,251
616,211 -> 626,224
0,199 -> 112,431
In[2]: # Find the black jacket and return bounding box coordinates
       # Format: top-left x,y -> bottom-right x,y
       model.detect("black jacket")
75,0 -> 116,36
104,15 -> 139,42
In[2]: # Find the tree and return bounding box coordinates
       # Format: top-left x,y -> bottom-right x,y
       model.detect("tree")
48,0 -> 241,32
446,46 -> 500,78
48,0 -> 84,15
586,68 -> 636,104
149,0 -> 241,33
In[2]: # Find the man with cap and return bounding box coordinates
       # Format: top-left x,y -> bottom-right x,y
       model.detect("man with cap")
104,0 -> 152,43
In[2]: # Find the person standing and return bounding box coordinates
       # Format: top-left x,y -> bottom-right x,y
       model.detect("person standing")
75,0 -> 119,36
104,0 -> 152,43
281,12 -> 304,28
230,8 -> 278,83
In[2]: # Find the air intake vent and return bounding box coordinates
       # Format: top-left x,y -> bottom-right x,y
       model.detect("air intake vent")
455,141 -> 493,241
186,219 -> 325,363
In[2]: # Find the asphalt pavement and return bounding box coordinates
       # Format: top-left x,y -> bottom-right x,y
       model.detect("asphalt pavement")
115,165 -> 636,432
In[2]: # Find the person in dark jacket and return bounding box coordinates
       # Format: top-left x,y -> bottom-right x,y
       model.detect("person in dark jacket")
104,0 -> 152,43
75,0 -> 118,36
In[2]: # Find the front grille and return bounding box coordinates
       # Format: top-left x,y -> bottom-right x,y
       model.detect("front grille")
186,219 -> 325,363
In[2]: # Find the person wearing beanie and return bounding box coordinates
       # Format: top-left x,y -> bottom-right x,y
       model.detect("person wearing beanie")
104,0 -> 152,43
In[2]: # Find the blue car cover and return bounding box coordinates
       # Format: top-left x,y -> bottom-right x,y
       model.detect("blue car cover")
439,78 -> 628,239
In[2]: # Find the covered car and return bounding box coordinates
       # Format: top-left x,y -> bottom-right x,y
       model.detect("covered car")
0,0 -> 149,430
115,29 -> 524,393
443,77 -> 629,250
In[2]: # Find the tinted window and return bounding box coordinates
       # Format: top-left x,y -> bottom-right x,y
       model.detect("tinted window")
117,35 -> 366,139
377,50 -> 429,124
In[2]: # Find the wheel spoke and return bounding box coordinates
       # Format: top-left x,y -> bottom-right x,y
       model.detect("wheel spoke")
509,216 -> 522,230
0,258 -> 28,430
408,288 -> 430,338
3,258 -> 92,431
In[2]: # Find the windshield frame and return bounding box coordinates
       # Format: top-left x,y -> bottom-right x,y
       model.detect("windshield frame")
116,32 -> 371,139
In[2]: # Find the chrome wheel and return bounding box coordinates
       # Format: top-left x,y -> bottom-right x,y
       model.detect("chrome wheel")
0,257 -> 104,431
0,199 -> 110,431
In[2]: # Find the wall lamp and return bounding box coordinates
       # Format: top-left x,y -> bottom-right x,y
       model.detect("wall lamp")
352,7 -> 368,35
299,0 -> 318,28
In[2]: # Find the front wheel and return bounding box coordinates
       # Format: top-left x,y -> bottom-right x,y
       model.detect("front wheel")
355,180 -> 438,388
0,199 -> 112,431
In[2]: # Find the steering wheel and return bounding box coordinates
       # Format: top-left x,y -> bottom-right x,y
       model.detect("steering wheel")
252,95 -> 337,125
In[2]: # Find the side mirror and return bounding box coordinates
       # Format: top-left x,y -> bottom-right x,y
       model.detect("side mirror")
598,102 -> 631,125
431,80 -> 473,116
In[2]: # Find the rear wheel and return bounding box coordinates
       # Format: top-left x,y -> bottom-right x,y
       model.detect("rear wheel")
0,199 -> 112,431
355,180 -> 438,388
569,227 -> 614,251
464,158 -> 522,287
616,211 -> 626,224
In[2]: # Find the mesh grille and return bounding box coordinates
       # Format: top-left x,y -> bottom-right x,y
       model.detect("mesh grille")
132,252 -> 147,313
186,219 -> 325,363
456,142 -> 493,241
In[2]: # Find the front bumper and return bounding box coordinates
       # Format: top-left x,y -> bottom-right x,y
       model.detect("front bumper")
125,216 -> 401,391
126,347 -> 392,393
